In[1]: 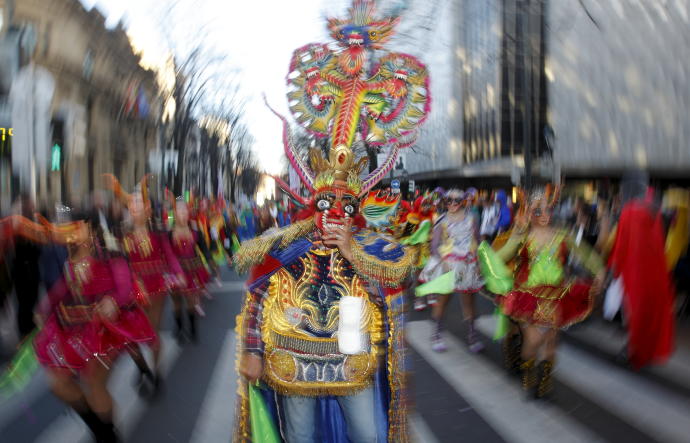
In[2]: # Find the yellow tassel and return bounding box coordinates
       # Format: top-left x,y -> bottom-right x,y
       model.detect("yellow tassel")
235,218 -> 315,273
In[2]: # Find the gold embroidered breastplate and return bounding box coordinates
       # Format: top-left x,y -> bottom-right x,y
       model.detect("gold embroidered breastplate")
261,247 -> 384,396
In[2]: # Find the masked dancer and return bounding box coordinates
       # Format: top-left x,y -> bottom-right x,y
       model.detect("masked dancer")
233,1 -> 431,441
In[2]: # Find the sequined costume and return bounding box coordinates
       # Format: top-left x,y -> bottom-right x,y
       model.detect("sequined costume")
34,256 -> 155,369
170,231 -> 211,297
419,212 -> 483,293
491,230 -> 603,328
123,231 -> 184,302
235,224 -> 414,442
234,1 -> 430,440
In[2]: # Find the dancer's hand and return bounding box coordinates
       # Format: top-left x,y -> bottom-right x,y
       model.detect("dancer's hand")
322,218 -> 354,262
513,211 -> 529,233
95,296 -> 118,321
240,353 -> 263,384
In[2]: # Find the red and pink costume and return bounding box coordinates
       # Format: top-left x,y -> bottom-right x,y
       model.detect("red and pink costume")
170,231 -> 210,297
34,256 -> 155,369
122,231 -> 183,303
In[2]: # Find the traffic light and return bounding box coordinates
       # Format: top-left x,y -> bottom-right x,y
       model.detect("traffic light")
50,118 -> 65,172
51,144 -> 61,171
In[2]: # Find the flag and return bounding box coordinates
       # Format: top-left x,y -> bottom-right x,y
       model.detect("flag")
249,383 -> 280,443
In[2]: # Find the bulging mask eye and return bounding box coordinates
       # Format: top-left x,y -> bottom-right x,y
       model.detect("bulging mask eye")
317,199 -> 331,211
344,204 -> 355,215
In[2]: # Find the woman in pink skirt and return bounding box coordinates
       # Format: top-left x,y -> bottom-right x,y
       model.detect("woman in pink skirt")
28,215 -> 155,442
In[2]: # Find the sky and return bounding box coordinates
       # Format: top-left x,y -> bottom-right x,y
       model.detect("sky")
79,0 -> 350,175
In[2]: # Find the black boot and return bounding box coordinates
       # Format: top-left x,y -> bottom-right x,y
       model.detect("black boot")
76,407 -> 103,437
95,419 -> 120,443
127,345 -> 155,393
188,312 -> 198,343
174,312 -> 185,344
75,407 -> 120,443
536,360 -> 554,399
503,334 -> 522,374
150,371 -> 164,398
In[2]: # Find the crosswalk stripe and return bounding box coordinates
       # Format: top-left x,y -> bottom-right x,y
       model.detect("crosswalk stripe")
475,314 -> 690,443
407,320 -> 604,443
409,412 -> 440,443
190,330 -> 237,443
32,332 -> 183,443
566,317 -> 690,392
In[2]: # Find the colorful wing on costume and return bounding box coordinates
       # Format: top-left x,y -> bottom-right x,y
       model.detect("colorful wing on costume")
360,190 -> 401,228
364,53 -> 431,146
287,43 -> 340,136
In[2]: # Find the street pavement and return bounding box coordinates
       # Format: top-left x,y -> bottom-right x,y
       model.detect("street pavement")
1,270 -> 690,442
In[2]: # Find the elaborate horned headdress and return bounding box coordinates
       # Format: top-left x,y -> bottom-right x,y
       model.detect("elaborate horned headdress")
270,0 -> 431,199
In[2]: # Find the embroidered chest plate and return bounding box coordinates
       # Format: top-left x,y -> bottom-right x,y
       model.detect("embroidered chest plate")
261,248 -> 384,396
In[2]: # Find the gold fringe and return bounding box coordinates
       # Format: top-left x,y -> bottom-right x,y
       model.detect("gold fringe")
234,218 -> 315,273
232,294 -> 252,443
385,291 -> 409,442
349,234 -> 416,287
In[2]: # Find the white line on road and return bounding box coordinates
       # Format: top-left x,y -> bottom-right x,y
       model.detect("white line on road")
409,411 -> 439,443
475,314 -> 690,443
407,320 -> 604,443
190,329 -> 237,443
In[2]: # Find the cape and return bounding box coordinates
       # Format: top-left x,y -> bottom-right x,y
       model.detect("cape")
609,201 -> 675,369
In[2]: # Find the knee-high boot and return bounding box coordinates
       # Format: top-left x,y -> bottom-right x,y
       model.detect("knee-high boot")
188,311 -> 197,342
536,359 -> 555,399
521,358 -> 537,393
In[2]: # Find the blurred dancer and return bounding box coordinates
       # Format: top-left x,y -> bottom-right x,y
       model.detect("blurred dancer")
607,173 -> 675,369
398,193 -> 436,311
419,189 -> 484,353
486,185 -> 605,398
105,175 -> 184,389
168,196 -> 210,342
12,195 -> 42,339
17,213 -> 154,442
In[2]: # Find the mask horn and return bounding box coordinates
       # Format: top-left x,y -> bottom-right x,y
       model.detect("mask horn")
359,145 -> 401,197
263,95 -> 315,192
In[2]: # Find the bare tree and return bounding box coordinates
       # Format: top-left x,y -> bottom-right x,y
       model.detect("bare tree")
225,124 -> 259,202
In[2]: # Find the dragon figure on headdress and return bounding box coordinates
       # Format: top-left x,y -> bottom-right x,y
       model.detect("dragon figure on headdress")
274,0 -> 430,199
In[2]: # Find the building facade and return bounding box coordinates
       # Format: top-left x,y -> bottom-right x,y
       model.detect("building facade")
385,0 -> 689,192
546,0 -> 690,179
0,0 -> 160,211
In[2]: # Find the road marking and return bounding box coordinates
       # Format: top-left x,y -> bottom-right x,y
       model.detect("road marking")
409,411 -> 439,443
407,320 -> 603,443
190,330 -> 237,443
476,315 -> 690,443
33,332 -> 183,443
